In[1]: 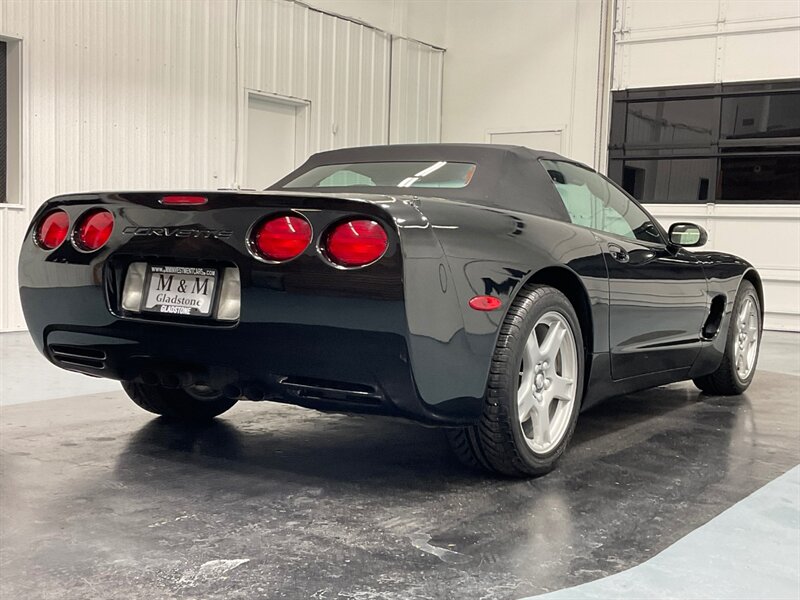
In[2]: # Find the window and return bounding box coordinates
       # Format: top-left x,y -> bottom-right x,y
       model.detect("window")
719,155 -> 800,201
1,41 -> 6,203
281,161 -> 476,189
622,159 -> 715,203
541,159 -> 663,244
625,99 -> 716,147
609,80 -> 800,203
1,37 -> 20,204
721,92 -> 800,140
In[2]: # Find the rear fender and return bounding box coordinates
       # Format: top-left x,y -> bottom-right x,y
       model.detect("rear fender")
403,198 -> 607,412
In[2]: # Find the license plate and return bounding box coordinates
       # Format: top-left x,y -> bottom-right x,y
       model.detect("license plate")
142,265 -> 217,317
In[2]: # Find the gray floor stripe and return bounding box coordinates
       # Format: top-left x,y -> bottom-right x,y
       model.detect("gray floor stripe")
524,465 -> 800,600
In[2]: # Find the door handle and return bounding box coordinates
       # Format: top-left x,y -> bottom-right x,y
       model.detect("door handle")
608,243 -> 630,263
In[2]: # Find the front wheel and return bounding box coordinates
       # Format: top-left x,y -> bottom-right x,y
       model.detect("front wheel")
693,280 -> 761,396
447,285 -> 584,477
123,381 -> 238,421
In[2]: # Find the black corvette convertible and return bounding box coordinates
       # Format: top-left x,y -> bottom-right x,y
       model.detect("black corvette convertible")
19,144 -> 763,476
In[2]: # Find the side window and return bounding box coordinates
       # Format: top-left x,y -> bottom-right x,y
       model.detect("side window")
541,159 -> 663,244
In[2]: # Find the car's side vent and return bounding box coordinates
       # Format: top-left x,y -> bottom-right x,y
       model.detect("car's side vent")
702,295 -> 726,339
279,376 -> 382,405
49,344 -> 107,370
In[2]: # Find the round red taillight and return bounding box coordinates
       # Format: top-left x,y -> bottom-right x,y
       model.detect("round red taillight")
74,209 -> 114,251
36,210 -> 70,250
252,215 -> 312,261
325,219 -> 388,267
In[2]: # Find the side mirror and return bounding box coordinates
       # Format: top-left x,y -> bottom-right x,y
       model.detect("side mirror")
668,222 -> 708,248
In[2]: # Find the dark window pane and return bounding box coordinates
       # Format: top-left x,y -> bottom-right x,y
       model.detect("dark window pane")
1,41 -> 6,203
718,155 -> 800,201
619,159 -> 716,203
625,99 -> 716,147
721,93 -> 800,139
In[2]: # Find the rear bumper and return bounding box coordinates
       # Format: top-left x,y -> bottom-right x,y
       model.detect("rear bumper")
21,283 -> 482,426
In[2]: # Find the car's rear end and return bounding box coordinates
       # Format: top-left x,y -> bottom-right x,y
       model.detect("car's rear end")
19,190 -> 480,425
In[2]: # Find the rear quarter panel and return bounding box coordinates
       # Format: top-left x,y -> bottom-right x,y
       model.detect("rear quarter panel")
399,196 -> 609,412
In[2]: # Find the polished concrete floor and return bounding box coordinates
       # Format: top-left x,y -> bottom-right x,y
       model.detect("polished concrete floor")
1,332 -> 799,599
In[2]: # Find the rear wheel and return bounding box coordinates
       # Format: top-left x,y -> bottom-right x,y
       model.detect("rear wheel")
693,280 -> 761,395
123,381 -> 237,421
447,285 -> 584,477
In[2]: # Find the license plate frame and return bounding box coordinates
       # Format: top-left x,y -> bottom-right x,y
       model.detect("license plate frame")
141,265 -> 219,318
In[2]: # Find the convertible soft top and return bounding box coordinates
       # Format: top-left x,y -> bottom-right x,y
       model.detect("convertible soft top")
271,143 -> 574,221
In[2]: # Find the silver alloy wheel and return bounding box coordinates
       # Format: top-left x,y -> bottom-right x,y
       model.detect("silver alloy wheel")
517,311 -> 578,454
735,293 -> 760,381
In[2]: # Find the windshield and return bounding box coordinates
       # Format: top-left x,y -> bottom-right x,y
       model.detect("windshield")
280,161 -> 477,189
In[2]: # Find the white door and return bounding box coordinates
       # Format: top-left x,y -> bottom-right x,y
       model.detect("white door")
244,95 -> 304,190
489,129 -> 564,154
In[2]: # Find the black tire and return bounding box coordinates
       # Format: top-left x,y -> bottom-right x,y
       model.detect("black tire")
693,280 -> 761,396
447,284 -> 585,477
122,381 -> 237,421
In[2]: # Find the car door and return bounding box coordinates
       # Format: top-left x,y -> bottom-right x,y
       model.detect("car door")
541,160 -> 709,380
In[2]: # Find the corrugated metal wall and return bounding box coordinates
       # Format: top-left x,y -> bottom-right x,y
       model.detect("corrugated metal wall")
239,0 -> 392,152
390,37 -> 443,144
0,0 -> 444,331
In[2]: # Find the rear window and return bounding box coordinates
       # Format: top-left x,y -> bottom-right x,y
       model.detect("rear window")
281,161 -> 477,189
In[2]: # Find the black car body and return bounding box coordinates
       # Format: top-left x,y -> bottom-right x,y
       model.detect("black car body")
19,144 -> 763,472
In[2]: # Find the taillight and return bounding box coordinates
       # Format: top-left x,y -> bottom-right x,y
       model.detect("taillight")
324,219 -> 388,267
74,209 -> 114,251
251,215 -> 312,261
36,210 -> 70,250
160,195 -> 208,206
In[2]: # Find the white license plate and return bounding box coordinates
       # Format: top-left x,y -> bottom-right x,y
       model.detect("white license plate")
143,265 -> 217,317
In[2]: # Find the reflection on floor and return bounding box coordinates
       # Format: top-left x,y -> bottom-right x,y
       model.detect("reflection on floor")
0,331 -> 798,599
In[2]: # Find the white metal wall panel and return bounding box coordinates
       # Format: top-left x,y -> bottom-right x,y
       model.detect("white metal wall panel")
614,0 -> 800,89
722,29 -> 800,83
622,37 -> 719,88
390,37 -> 443,144
0,0 -> 443,331
613,0 -> 800,332
627,0 -> 720,29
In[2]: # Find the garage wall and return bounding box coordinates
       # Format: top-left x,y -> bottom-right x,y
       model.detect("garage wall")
613,0 -> 800,331
305,0 -> 448,48
0,0 -> 444,332
439,0 -> 609,168
237,0 -> 392,152
390,37 -> 444,144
